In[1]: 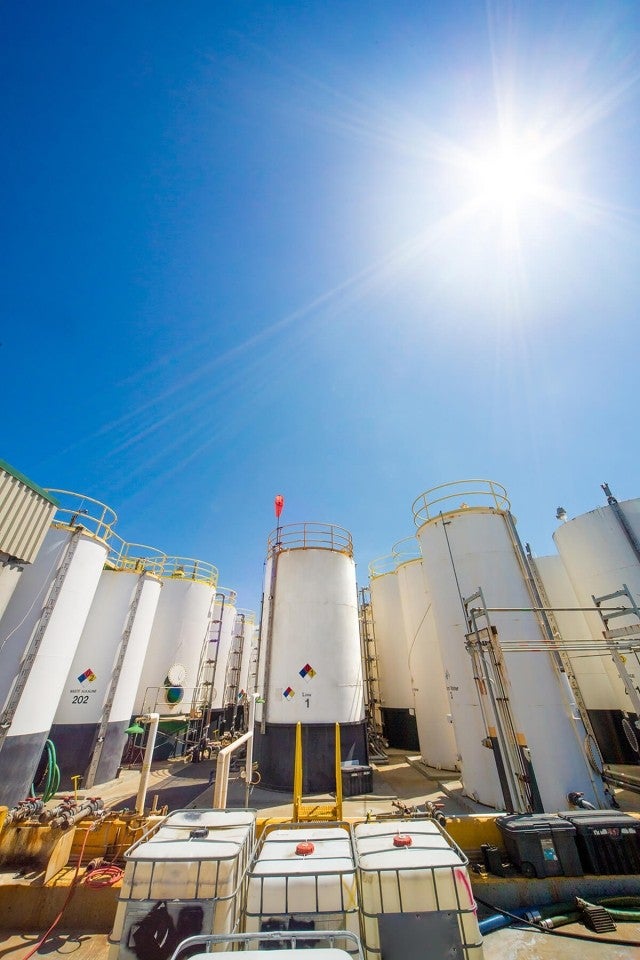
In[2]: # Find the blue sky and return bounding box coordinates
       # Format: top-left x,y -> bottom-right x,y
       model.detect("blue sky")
2,1 -> 640,613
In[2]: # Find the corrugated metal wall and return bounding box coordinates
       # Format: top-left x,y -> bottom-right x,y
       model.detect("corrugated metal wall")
0,467 -> 57,564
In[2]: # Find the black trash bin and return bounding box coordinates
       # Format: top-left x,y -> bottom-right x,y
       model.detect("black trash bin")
497,814 -> 583,878
559,810 -> 640,874
340,763 -> 373,797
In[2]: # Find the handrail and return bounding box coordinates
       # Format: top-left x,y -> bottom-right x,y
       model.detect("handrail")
391,536 -> 421,564
213,694 -> 258,808
267,521 -> 353,558
46,488 -> 117,542
216,585 -> 238,604
412,478 -> 510,526
168,930 -> 365,960
162,556 -> 218,586
235,607 -> 256,622
368,554 -> 397,578
106,533 -> 167,575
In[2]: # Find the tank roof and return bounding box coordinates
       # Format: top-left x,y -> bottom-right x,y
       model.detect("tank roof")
0,458 -> 58,505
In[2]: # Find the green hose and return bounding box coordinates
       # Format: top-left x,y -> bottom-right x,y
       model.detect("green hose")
32,739 -> 60,803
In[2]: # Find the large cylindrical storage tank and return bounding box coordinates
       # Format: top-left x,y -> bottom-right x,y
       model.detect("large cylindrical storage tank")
533,553 -> 631,764
413,480 -> 607,812
0,461 -> 58,622
254,522 -> 367,792
0,491 -> 115,808
554,494 -> 640,760
133,557 -> 218,723
237,612 -> 257,698
208,587 -> 238,722
220,609 -> 256,731
394,538 -> 459,771
48,541 -> 165,788
369,557 -> 419,750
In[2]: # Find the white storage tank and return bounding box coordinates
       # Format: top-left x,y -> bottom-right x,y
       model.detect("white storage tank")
533,554 -> 632,764
369,556 -> 418,751
238,611 -> 257,698
352,819 -> 483,960
255,522 -> 366,792
394,538 -> 459,771
109,808 -> 256,960
133,557 -> 218,719
413,480 -> 608,812
208,587 -> 238,719
0,490 -> 115,808
245,822 -> 359,951
0,460 -> 58,622
49,539 -> 165,788
219,609 -> 256,732
553,491 -> 640,761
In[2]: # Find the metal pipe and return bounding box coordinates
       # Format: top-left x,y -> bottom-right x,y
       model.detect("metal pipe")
135,713 -> 159,816
244,693 -> 258,807
212,728 -> 253,809
470,605 -> 626,614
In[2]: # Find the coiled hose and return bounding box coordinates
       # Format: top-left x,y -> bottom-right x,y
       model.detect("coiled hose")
31,739 -> 60,803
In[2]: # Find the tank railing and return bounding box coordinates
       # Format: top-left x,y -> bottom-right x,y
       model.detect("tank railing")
391,536 -> 422,565
235,607 -> 256,623
162,556 -> 219,587
140,685 -> 210,716
216,585 -> 238,604
168,931 -> 365,960
45,488 -> 118,542
412,479 -> 510,526
106,534 -> 167,575
368,554 -> 397,578
267,521 -> 353,558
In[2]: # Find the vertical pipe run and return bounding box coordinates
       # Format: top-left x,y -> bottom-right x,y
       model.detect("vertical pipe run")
135,713 -> 159,816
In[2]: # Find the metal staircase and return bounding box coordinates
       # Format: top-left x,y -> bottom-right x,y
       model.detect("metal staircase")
358,586 -> 387,762
464,589 -> 536,813
593,584 -> 640,721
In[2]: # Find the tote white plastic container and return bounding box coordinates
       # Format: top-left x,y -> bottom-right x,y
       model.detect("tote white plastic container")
245,825 -> 359,945
109,809 -> 255,960
353,820 -> 483,960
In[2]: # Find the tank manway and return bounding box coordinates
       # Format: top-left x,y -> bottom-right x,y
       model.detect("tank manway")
254,522 -> 369,792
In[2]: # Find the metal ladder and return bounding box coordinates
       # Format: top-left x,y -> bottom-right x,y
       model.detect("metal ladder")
84,571 -> 148,787
293,721 -> 343,821
504,513 -> 605,782
358,586 -> 386,760
0,527 -> 83,748
464,589 -> 536,813
223,617 -> 245,708
260,539 -> 281,734
593,584 -> 640,720
523,543 -> 604,777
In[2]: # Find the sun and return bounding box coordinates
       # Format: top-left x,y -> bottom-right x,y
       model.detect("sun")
454,130 -> 553,245
473,139 -> 541,211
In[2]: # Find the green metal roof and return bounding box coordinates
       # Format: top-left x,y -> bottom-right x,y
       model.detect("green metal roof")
0,459 -> 59,505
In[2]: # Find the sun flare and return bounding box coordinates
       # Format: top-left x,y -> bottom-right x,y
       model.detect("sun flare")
468,136 -> 546,216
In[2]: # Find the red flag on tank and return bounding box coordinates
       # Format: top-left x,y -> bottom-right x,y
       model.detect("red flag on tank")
274,494 -> 284,519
